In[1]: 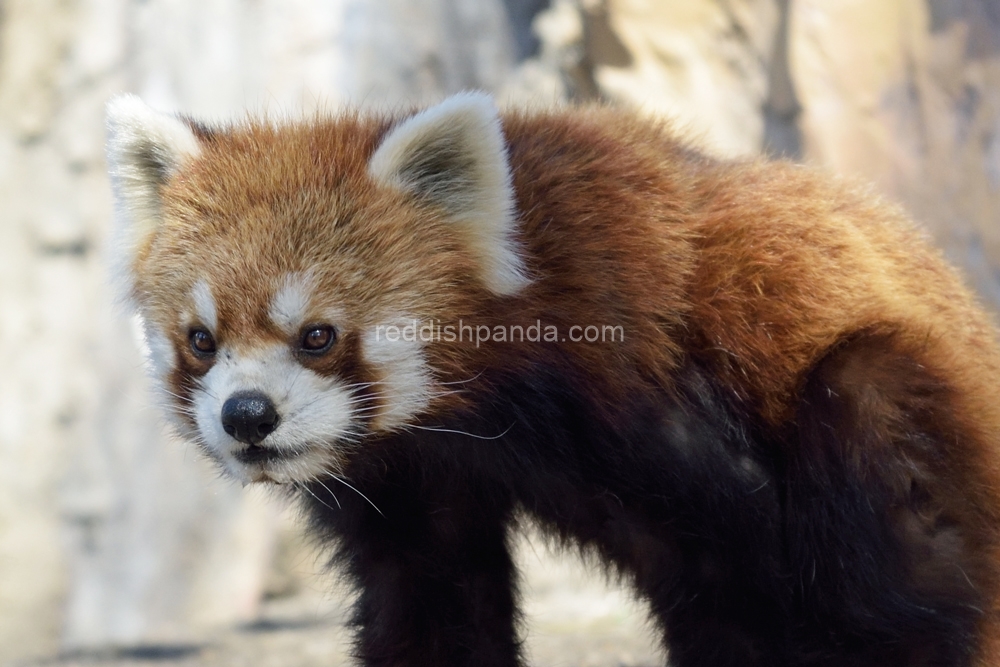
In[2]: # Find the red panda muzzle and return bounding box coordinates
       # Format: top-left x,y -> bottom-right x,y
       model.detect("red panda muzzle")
220,390 -> 280,445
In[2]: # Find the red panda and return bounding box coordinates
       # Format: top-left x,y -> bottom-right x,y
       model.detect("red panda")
106,92 -> 1000,667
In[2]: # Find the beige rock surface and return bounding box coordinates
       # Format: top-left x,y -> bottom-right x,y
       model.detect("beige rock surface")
791,0 -> 1000,307
591,0 -> 780,158
0,0 -> 121,659
505,0 -> 783,158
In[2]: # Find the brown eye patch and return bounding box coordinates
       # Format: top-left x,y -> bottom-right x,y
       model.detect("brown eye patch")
189,328 -> 217,357
300,325 -> 337,355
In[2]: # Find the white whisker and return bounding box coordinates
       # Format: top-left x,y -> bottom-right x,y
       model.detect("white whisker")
324,471 -> 384,517
405,422 -> 515,441
297,481 -> 340,512
438,370 -> 484,386
312,478 -> 343,510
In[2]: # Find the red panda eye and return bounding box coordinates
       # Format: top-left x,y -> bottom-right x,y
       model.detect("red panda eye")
301,325 -> 336,354
189,329 -> 216,356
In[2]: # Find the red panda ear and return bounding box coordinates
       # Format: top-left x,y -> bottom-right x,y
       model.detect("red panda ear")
105,94 -> 202,300
368,92 -> 530,296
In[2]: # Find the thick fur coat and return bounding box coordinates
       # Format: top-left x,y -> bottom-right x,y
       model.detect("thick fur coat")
106,93 -> 1000,666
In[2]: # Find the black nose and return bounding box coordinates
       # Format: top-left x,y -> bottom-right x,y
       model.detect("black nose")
221,391 -> 280,445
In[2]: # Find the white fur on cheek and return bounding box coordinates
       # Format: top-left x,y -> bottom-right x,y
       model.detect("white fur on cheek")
136,318 -> 200,440
363,321 -> 434,431
269,272 -> 314,336
191,344 -> 359,483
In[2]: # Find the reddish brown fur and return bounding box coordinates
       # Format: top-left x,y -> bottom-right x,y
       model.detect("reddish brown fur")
137,105 -> 1000,665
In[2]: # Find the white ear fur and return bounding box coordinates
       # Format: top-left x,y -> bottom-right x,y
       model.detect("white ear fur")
368,92 -> 530,296
105,94 -> 202,300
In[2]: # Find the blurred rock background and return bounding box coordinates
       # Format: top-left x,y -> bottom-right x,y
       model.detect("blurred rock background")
0,0 -> 998,665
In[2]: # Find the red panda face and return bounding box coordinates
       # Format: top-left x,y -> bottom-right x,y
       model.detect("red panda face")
106,94 -> 529,484
142,275 -> 376,484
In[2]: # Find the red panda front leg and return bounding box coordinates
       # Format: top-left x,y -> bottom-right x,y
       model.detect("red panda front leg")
785,331 -> 998,666
302,455 -> 522,667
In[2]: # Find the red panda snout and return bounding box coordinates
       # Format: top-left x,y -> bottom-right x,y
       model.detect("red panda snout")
190,341 -> 362,484
220,390 -> 280,446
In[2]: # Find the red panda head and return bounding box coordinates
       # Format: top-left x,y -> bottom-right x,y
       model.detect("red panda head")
105,93 -> 530,484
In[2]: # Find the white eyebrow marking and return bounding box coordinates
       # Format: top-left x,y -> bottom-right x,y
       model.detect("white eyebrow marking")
191,280 -> 217,332
269,272 -> 314,336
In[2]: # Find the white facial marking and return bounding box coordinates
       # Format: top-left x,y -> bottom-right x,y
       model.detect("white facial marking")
192,343 -> 359,483
269,273 -> 314,336
191,280 -> 218,332
141,318 -> 176,376
364,319 -> 434,431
